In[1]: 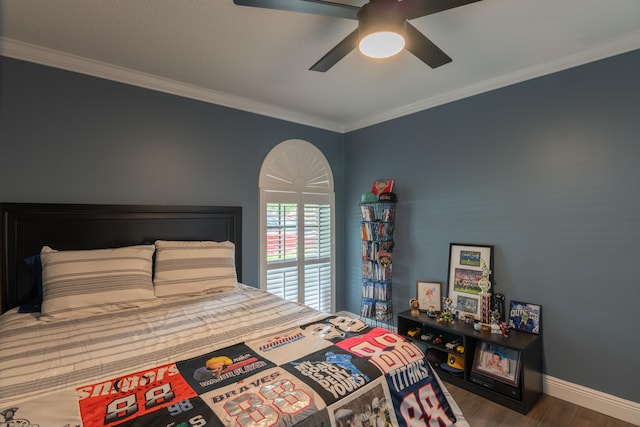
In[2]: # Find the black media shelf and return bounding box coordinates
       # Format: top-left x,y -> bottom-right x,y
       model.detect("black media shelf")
398,310 -> 542,414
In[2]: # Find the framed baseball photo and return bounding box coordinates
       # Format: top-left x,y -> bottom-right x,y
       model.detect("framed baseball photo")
447,243 -> 494,320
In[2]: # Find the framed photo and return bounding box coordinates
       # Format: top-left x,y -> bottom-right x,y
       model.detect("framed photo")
416,281 -> 442,312
508,301 -> 541,335
472,341 -> 521,387
447,243 -> 494,320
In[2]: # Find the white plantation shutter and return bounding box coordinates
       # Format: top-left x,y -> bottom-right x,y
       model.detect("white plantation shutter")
265,200 -> 298,301
266,264 -> 297,301
259,140 -> 335,313
303,201 -> 332,312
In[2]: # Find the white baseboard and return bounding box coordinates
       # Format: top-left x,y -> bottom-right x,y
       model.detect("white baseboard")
544,375 -> 640,425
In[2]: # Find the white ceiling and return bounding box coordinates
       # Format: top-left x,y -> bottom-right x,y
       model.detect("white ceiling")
1,0 -> 639,132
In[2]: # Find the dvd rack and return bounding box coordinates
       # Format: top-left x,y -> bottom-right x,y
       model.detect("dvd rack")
359,202 -> 396,328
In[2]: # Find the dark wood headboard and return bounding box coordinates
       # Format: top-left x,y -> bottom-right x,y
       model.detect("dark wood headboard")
0,203 -> 242,313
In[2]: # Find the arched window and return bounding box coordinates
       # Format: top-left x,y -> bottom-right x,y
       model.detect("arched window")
259,139 -> 335,313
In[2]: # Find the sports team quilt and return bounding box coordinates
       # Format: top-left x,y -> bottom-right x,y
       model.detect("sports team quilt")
0,285 -> 468,426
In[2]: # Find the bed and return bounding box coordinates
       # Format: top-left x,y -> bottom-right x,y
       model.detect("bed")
0,203 -> 469,427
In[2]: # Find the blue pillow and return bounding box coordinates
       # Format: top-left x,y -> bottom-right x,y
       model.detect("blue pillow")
18,254 -> 43,313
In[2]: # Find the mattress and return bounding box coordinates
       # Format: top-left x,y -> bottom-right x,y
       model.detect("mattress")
0,284 -> 468,426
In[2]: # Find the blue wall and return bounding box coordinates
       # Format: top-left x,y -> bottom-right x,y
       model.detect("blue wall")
0,57 -> 346,289
2,49 -> 639,403
344,49 -> 640,402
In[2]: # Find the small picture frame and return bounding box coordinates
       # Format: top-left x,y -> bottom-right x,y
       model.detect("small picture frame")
416,281 -> 442,312
508,301 -> 541,335
472,341 -> 521,387
447,243 -> 494,320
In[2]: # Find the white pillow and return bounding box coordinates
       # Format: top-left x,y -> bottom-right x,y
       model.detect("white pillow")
39,245 -> 156,321
153,240 -> 237,297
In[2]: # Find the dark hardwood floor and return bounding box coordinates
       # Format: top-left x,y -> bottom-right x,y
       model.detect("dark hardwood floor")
444,382 -> 638,427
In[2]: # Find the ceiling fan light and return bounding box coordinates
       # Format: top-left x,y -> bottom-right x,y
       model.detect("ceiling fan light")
359,31 -> 405,59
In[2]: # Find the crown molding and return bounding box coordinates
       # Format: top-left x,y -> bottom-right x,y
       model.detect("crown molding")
344,30 -> 640,132
0,37 -> 345,133
2,33 -> 639,134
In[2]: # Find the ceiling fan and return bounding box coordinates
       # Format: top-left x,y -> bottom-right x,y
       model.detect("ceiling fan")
233,0 -> 481,72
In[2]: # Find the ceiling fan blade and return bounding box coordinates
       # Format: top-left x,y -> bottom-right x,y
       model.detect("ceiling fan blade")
402,0 -> 482,20
310,28 -> 359,72
404,22 -> 452,69
233,0 -> 359,20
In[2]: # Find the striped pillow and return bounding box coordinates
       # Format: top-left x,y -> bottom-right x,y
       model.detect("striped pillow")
153,240 -> 237,297
39,245 -> 156,321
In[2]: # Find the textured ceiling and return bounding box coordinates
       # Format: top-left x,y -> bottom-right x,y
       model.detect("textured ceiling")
1,0 -> 639,131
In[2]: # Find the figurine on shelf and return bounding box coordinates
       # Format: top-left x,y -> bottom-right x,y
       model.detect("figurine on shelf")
490,309 -> 502,334
493,293 -> 506,323
438,297 -> 455,323
426,305 -> 438,318
443,297 -> 454,312
499,322 -> 510,337
438,312 -> 454,323
409,298 -> 420,316
459,313 -> 473,324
